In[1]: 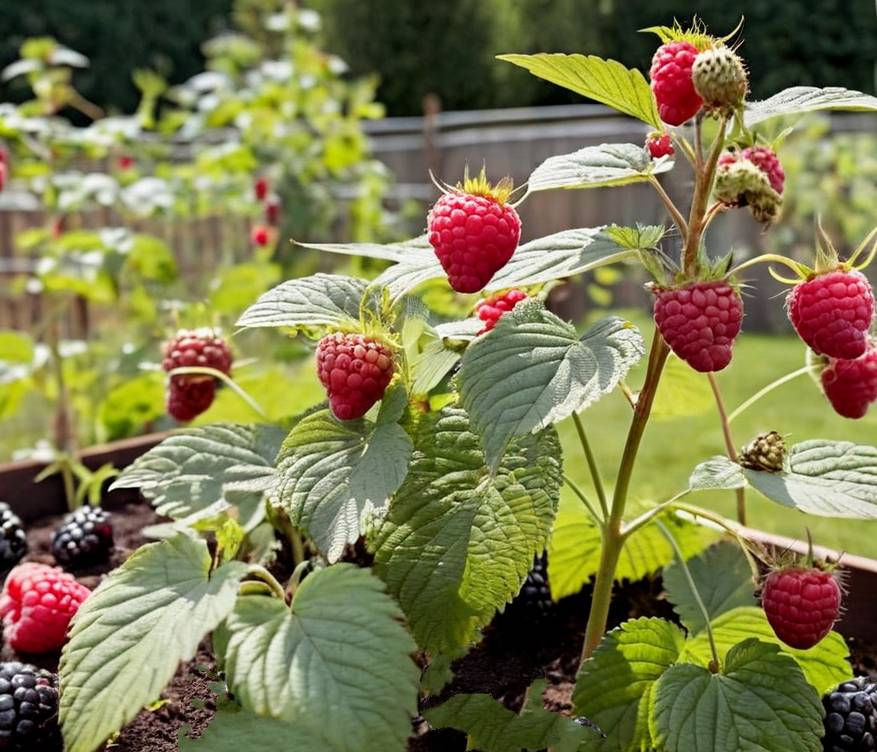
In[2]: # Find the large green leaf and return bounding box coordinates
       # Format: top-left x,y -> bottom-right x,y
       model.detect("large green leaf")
59,535 -> 248,752
651,640 -> 824,752
690,440 -> 877,518
273,404 -> 412,561
180,708 -> 326,750
663,541 -> 756,634
682,606 -> 850,694
574,618 -> 685,752
371,406 -> 562,652
498,54 -> 661,127
425,679 -> 595,752
235,273 -> 368,331
650,355 -> 713,420
526,143 -> 672,193
745,86 -> 877,127
459,301 -> 644,469
111,423 -> 284,521
222,565 -> 418,752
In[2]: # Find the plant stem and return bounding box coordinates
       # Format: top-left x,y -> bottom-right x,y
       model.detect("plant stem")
707,373 -> 747,525
564,474 -> 603,526
648,176 -> 688,239
728,365 -> 816,423
580,331 -> 670,663
168,366 -> 267,417
245,565 -> 287,601
621,488 -> 690,540
657,519 -> 720,670
727,252 -> 803,278
572,412 -> 608,520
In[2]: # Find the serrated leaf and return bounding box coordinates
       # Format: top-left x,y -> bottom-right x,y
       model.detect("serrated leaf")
459,302 -> 644,469
498,54 -> 660,127
425,678 -> 595,752
663,541 -> 756,634
652,639 -> 823,752
526,143 -> 672,193
573,618 -> 685,752
235,273 -> 368,331
222,565 -> 418,752
59,535 -> 248,752
273,407 -> 412,562
548,498 -> 713,600
745,86 -> 877,127
371,406 -> 562,652
111,423 -> 284,520
690,440 -> 877,518
682,606 -> 850,694
180,707 -> 326,750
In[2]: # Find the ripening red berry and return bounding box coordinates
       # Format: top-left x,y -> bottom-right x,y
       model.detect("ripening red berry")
316,333 -> 395,420
741,146 -> 785,194
254,176 -> 269,201
820,340 -> 877,419
761,567 -> 842,650
650,41 -> 703,126
161,330 -> 232,422
647,133 -> 675,159
166,379 -> 217,422
474,289 -> 528,334
117,155 -> 134,171
265,196 -> 281,226
250,224 -> 270,247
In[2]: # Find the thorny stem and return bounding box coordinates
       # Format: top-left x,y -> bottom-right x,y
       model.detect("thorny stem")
728,365 -> 817,423
572,412 -> 609,520
564,475 -> 603,526
657,520 -> 720,671
648,175 -> 689,239
707,373 -> 747,525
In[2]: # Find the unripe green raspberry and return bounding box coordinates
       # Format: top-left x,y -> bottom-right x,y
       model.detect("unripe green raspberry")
715,159 -> 783,224
740,431 -> 786,472
692,46 -> 748,113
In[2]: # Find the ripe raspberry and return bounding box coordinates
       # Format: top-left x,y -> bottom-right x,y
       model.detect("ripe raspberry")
162,330 -> 233,376
787,270 -> 875,360
166,379 -> 216,422
51,506 -> 114,569
0,564 -> 90,653
250,224 -> 270,247
117,154 -> 134,171
741,146 -> 785,194
0,504 -> 27,573
761,566 -> 842,650
649,41 -> 703,126
474,289 -> 528,334
254,176 -> 269,201
265,196 -> 281,226
739,431 -> 786,472
652,281 -> 743,372
0,162 -> 6,193
427,182 -> 521,294
316,333 -> 395,420
820,340 -> 877,419
0,662 -> 60,750
691,46 -> 747,113
646,133 -> 675,159
822,676 -> 877,752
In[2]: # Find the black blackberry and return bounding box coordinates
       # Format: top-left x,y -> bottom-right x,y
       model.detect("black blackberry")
0,662 -> 59,750
823,676 -> 877,751
509,552 -> 553,618
0,504 -> 27,572
51,506 -> 113,569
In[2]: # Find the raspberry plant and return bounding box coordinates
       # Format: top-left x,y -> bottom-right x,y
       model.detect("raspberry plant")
56,20 -> 877,752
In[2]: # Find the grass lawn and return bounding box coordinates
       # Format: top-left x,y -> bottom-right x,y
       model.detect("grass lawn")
559,315 -> 877,558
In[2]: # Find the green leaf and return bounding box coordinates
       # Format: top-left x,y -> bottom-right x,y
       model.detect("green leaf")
663,541 -> 756,634
0,330 -> 35,367
421,654 -> 455,696
223,565 -> 418,752
59,535 -> 248,752
651,355 -> 714,420
235,273 -> 368,332
425,679 -> 595,752
574,618 -> 686,752
526,143 -> 672,193
651,639 -> 824,752
682,606 -> 850,694
745,86 -> 877,127
548,497 -> 713,601
498,54 -> 661,127
95,372 -> 165,442
371,406 -> 562,652
690,440 -> 877,518
273,406 -> 412,561
111,423 -> 285,520
180,707 -> 325,750
459,302 -> 644,469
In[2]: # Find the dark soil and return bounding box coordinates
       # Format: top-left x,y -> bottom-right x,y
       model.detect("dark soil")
14,505 -> 877,751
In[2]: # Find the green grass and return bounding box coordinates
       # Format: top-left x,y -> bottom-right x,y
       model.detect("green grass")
559,316 -> 877,558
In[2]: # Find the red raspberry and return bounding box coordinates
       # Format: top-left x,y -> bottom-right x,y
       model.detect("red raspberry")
474,289 -> 528,334
649,41 -> 703,126
646,133 -> 675,159
653,281 -> 743,372
316,333 -> 395,420
166,379 -> 216,422
761,567 -> 842,650
741,146 -> 785,194
117,154 -> 134,171
787,270 -> 875,359
254,176 -> 269,201
265,196 -> 281,226
250,224 -> 270,247
820,340 -> 877,419
0,563 -> 90,653
162,330 -> 233,375
0,161 -> 6,193
427,191 -> 521,294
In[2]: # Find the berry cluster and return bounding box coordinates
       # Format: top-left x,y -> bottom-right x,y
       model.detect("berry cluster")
250,176 -> 281,247
823,676 -> 877,752
474,289 -> 528,334
51,506 -> 114,569
716,146 -> 785,223
0,662 -> 60,750
161,329 -> 233,422
316,332 -> 395,420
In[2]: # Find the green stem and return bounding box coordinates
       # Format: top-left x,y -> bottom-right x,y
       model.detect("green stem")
564,474 -> 603,526
707,373 -> 747,525
621,489 -> 690,540
648,175 -> 689,239
572,412 -> 609,520
245,565 -> 287,601
728,365 -> 816,423
727,252 -> 803,278
168,366 -> 267,417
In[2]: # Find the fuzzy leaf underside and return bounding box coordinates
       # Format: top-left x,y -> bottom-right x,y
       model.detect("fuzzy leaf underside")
370,406 -> 562,653
744,86 -> 877,127
222,565 -> 418,752
59,535 -> 248,752
459,301 -> 644,470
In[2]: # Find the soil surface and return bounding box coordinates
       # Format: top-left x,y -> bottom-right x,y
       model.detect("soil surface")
15,504 -> 877,751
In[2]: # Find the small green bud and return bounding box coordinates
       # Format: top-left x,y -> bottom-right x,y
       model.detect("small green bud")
692,46 -> 748,114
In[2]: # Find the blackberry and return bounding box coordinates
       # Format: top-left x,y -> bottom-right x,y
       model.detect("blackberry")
51,506 -> 113,569
823,676 -> 877,751
509,552 -> 553,619
0,662 -> 59,750
0,505 -> 27,572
